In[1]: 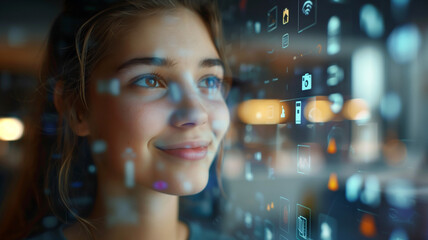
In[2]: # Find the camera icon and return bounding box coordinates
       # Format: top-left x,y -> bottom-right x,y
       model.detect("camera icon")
302,73 -> 312,91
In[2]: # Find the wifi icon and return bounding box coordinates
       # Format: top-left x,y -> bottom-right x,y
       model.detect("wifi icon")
302,0 -> 313,15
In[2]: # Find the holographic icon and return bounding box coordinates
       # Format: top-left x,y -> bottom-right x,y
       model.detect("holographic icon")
329,93 -> 344,113
282,8 -> 290,25
92,140 -> 107,154
281,106 -> 286,118
125,161 -> 135,188
298,216 -> 308,239
283,8 -> 289,25
279,196 -> 290,233
267,6 -> 278,32
97,78 -> 120,96
255,151 -> 262,161
297,144 -> 311,174
296,204 -> 311,240
319,214 -> 337,240
302,1 -> 313,15
346,174 -> 363,202
122,148 -> 136,189
295,101 -> 302,124
245,162 -> 254,181
302,73 -> 312,91
264,220 -> 275,240
298,0 -> 317,33
327,65 -> 344,86
320,222 -> 332,240
282,33 -> 289,48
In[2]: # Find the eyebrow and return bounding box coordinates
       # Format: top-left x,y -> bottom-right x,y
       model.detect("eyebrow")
117,57 -> 176,71
199,58 -> 225,71
117,57 -> 224,72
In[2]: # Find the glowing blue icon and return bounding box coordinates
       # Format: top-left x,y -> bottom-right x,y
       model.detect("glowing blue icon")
327,65 -> 344,86
319,214 -> 337,240
264,220 -> 275,240
125,160 -> 135,188
92,140 -> 107,154
296,204 -> 311,240
245,162 -> 254,181
302,1 -> 313,15
387,24 -> 421,64
389,228 -> 408,240
255,21 -> 261,34
282,33 -> 289,48
298,0 -> 317,33
255,152 -> 262,161
296,101 -> 302,124
97,78 -> 120,96
281,106 -> 286,118
298,216 -> 308,239
168,82 -> 182,103
360,175 -> 381,207
302,73 -> 312,91
360,4 -> 384,38
346,174 -> 363,202
320,222 -> 331,240
329,93 -> 344,114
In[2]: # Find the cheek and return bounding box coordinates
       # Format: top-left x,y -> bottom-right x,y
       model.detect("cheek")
88,96 -> 170,167
207,100 -> 230,139
90,98 -> 164,140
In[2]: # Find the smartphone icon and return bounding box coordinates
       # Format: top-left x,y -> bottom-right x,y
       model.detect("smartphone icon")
296,101 -> 302,124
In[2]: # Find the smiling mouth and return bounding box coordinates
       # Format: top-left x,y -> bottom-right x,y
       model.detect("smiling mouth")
156,142 -> 210,161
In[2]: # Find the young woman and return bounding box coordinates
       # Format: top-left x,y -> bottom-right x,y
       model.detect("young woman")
0,0 -> 231,239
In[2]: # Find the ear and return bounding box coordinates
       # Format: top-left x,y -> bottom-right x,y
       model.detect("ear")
54,80 -> 91,136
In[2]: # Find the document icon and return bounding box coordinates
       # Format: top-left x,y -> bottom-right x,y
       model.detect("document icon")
267,6 -> 278,32
283,8 -> 289,25
296,204 -> 311,240
298,216 -> 308,239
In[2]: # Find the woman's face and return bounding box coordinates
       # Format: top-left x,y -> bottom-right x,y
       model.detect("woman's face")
84,7 -> 230,195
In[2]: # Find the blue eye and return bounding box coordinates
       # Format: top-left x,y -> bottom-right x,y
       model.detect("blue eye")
198,76 -> 222,89
132,74 -> 164,88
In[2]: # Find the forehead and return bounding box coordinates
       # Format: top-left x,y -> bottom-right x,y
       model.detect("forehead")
110,7 -> 219,62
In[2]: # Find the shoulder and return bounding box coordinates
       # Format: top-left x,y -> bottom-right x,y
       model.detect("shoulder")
186,221 -> 235,240
26,225 -> 66,240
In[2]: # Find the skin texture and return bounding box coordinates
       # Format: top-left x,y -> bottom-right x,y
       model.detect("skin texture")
64,7 -> 230,240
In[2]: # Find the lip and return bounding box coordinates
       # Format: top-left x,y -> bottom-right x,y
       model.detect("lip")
156,141 -> 210,161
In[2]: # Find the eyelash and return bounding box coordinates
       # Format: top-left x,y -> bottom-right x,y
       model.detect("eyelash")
131,72 -> 165,88
131,73 -> 223,90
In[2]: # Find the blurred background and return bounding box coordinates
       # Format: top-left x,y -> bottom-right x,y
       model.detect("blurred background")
1,0 -> 428,239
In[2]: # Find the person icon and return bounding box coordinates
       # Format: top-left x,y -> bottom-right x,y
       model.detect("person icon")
281,105 -> 286,118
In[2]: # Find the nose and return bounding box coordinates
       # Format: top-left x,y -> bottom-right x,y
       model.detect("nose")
169,88 -> 208,129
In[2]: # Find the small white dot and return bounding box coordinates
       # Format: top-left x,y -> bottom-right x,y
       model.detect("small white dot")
183,181 -> 192,193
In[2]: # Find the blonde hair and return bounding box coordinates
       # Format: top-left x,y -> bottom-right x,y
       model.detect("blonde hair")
0,0 -> 228,239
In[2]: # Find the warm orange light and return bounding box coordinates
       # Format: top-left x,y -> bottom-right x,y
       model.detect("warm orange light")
267,204 -> 271,211
343,99 -> 370,121
327,138 -> 337,154
360,214 -> 377,238
238,99 -> 282,124
328,173 -> 339,191
271,202 -> 274,209
0,117 -> 24,141
304,99 -> 334,123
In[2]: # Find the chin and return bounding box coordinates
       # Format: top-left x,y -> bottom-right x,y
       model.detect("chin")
174,174 -> 210,196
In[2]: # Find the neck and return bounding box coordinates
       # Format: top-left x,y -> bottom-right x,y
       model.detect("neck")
66,170 -> 188,240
